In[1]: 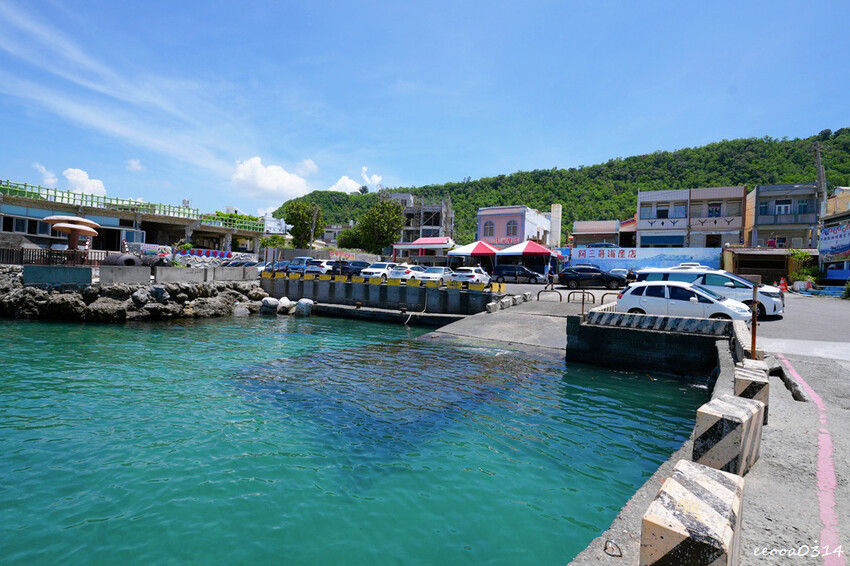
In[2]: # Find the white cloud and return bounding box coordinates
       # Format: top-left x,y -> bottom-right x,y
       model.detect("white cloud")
125,158 -> 144,171
63,168 -> 106,196
295,158 -> 318,176
231,157 -> 310,201
361,166 -> 382,188
256,205 -> 279,218
328,175 -> 362,193
32,162 -> 57,186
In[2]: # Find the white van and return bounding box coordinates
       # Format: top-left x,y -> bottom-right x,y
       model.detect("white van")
635,266 -> 784,317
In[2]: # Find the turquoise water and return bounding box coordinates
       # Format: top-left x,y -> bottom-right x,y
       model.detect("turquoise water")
0,316 -> 707,565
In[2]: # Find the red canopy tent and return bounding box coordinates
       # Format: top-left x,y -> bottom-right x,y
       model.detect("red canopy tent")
495,240 -> 556,256
446,240 -> 499,257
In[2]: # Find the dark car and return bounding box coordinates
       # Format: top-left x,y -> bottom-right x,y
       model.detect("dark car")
330,260 -> 371,276
586,242 -> 617,248
492,264 -> 545,284
558,265 -> 626,289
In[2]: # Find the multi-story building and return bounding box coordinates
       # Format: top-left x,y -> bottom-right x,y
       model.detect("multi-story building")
389,193 -> 454,243
745,184 -> 819,248
477,205 -> 560,248
637,186 -> 747,248
820,187 -> 850,280
571,220 -> 620,247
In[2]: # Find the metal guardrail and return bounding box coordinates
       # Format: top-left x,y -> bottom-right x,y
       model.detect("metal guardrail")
0,247 -> 108,266
1,179 -> 264,233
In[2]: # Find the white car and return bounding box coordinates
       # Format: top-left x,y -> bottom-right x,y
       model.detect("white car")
636,267 -> 784,317
304,259 -> 333,275
616,280 -> 752,321
389,264 -> 427,281
451,267 -> 491,286
360,262 -> 398,282
419,267 -> 454,285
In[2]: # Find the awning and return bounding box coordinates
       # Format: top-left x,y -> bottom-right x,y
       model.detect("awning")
393,236 -> 456,251
447,240 -> 499,256
495,240 -> 556,256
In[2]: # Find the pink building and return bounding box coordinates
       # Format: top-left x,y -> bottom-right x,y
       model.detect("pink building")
477,205 -> 559,248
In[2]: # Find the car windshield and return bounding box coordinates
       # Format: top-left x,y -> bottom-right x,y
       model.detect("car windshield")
723,272 -> 756,288
370,263 -> 387,269
693,284 -> 726,301
425,268 -> 443,273
456,268 -> 472,273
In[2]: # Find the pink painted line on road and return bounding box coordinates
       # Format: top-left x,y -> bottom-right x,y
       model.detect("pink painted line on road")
777,353 -> 846,566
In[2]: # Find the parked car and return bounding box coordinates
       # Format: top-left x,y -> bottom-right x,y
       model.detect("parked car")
419,267 -> 454,285
304,259 -> 333,275
635,267 -> 784,318
267,260 -> 290,272
616,280 -> 752,321
586,242 -> 618,248
451,266 -> 491,286
558,265 -> 627,289
360,262 -> 398,282
491,264 -> 544,284
389,264 -> 428,281
329,260 -> 372,277
286,256 -> 314,274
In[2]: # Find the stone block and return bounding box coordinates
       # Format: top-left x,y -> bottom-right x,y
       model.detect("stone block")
486,301 -> 500,313
734,368 -> 770,425
693,394 -> 764,476
511,294 -> 523,305
522,292 -> 532,302
498,297 -> 512,310
641,459 -> 744,566
737,359 -> 769,374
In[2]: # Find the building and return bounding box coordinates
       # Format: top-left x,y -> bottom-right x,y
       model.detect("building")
322,223 -> 352,244
745,184 -> 818,248
571,220 -> 620,247
0,179 -> 265,254
820,187 -> 850,281
637,186 -> 747,248
392,236 -> 456,265
477,205 -> 558,248
389,193 -> 454,243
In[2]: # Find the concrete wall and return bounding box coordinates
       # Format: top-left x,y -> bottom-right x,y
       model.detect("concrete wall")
101,266 -> 151,285
566,315 -> 721,379
153,267 -> 207,284
261,277 -> 495,315
211,266 -> 258,281
23,265 -> 93,286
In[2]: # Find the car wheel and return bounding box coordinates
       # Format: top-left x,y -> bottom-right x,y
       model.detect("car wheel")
529,277 -> 538,284
709,313 -> 732,320
496,276 -> 505,283
607,279 -> 619,290
567,280 -> 578,289
627,308 -> 645,314
439,278 -> 445,286
381,274 -> 387,283
745,301 -> 767,318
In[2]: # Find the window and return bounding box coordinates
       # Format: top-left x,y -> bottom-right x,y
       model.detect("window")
630,286 -> 645,296
640,204 -> 652,219
708,202 -> 722,218
656,204 -> 669,219
672,202 -> 687,218
645,285 -> 666,298
14,218 -> 27,233
644,273 -> 665,281
668,272 -> 700,283
506,220 -> 518,237
775,199 -> 792,215
690,203 -> 702,218
727,201 -> 742,216
798,199 -> 809,214
669,286 -> 696,301
483,221 -> 494,238
758,201 -> 769,215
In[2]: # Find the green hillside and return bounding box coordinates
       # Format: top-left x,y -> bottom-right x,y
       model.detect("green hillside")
276,128 -> 850,244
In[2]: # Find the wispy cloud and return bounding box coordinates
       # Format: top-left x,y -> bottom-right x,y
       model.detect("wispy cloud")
32,162 -> 57,186
361,166 -> 382,188
125,158 -> 145,172
231,157 -> 310,202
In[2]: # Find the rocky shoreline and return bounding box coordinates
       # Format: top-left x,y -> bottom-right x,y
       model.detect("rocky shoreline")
0,265 -> 273,322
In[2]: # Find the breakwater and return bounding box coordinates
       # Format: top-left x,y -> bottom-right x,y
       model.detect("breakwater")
0,265 -> 268,322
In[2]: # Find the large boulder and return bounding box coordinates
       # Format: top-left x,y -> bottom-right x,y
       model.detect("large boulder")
277,297 -> 295,315
131,288 -> 150,307
43,293 -> 87,320
246,286 -> 269,301
260,297 -> 280,315
294,298 -> 314,317
85,297 -> 128,322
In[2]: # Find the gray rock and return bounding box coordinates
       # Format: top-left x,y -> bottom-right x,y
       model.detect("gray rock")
294,298 -> 314,317
233,304 -> 250,317
149,285 -> 170,303
247,286 -> 269,301
44,293 -> 87,320
85,297 -> 128,322
131,288 -> 150,307
260,297 -> 280,315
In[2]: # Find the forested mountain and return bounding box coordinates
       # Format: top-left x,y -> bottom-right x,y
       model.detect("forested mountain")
275,128 -> 850,244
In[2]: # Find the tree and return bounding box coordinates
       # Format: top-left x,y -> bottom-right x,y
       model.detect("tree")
336,227 -> 362,250
260,235 -> 288,249
358,185 -> 369,194
284,200 -> 324,249
356,194 -> 404,254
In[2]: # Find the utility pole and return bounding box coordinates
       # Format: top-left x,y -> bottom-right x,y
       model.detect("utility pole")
309,205 -> 318,250
813,142 -> 827,267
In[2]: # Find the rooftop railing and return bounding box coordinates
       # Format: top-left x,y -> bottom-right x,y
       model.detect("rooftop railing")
1,180 -> 265,233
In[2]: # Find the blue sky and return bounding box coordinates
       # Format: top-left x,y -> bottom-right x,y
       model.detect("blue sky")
1,1 -> 848,217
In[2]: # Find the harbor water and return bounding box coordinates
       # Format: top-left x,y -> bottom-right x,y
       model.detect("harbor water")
0,316 -> 707,565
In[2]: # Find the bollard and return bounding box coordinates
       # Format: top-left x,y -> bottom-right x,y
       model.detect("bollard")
734,368 -> 769,425
641,459 -> 744,566
693,394 -> 764,476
